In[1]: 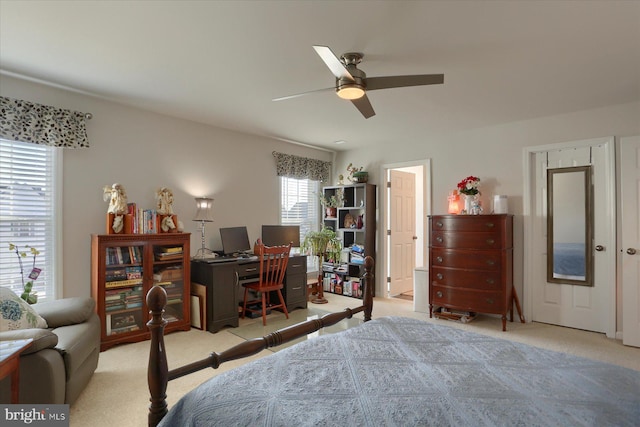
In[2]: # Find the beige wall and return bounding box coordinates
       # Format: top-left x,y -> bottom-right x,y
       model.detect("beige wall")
1,75 -> 333,298
3,74 -> 639,308
334,101 -> 639,322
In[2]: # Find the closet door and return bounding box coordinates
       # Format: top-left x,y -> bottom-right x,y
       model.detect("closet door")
530,137 -> 615,335
621,136 -> 640,347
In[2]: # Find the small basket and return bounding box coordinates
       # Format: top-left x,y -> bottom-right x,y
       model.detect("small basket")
352,171 -> 368,183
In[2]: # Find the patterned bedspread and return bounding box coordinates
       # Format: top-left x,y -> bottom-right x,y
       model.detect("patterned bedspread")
159,317 -> 640,426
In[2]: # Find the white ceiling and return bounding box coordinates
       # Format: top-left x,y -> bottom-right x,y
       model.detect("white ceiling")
1,1 -> 638,151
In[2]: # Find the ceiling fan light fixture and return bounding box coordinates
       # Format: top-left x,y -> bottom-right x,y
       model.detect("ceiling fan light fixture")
336,85 -> 365,100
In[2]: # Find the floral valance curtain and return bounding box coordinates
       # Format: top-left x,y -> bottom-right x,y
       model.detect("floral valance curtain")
0,96 -> 90,148
272,151 -> 331,182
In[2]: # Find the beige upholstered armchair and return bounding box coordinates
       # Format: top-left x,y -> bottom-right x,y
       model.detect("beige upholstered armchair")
0,290 -> 100,404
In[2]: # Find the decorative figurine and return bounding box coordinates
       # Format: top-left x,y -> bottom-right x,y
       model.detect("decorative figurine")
103,183 -> 128,234
346,163 -> 363,182
155,187 -> 174,215
103,183 -> 128,215
160,216 -> 176,232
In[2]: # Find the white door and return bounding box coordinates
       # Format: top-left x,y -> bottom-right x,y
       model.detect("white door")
530,138 -> 615,334
389,170 -> 416,296
621,136 -> 640,347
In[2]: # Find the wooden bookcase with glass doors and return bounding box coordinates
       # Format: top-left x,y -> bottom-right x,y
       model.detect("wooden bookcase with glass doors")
91,233 -> 190,351
321,183 -> 376,298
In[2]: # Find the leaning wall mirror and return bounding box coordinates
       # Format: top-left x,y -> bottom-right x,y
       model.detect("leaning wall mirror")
546,165 -> 593,286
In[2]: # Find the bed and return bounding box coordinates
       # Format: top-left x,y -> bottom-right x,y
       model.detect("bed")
147,258 -> 639,426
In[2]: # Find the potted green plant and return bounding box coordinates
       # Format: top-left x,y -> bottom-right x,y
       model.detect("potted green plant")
319,189 -> 343,218
8,243 -> 41,304
302,226 -> 342,304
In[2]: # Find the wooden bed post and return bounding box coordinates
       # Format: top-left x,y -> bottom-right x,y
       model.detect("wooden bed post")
147,285 -> 169,427
363,256 -> 374,322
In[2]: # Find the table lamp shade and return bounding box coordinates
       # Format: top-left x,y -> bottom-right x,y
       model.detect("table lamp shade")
193,197 -> 214,222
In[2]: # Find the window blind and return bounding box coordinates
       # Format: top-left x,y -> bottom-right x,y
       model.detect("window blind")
280,177 -> 320,270
0,139 -> 59,301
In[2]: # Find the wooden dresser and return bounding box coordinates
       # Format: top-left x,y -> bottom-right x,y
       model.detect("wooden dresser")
428,214 -> 523,331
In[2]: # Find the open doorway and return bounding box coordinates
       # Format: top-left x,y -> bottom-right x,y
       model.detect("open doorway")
380,160 -> 431,300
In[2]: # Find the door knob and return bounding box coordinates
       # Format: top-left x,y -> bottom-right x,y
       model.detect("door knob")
595,245 -> 604,252
628,248 -> 637,255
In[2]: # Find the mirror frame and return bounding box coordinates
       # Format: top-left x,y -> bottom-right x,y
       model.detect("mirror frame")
546,165 -> 593,286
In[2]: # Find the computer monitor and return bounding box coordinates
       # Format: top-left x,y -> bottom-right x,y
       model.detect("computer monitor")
219,226 -> 251,255
261,225 -> 300,248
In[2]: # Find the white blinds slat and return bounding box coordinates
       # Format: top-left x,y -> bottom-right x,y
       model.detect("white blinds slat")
0,139 -> 57,301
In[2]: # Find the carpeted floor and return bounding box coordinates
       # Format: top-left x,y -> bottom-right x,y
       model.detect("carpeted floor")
229,305 -> 361,351
69,294 -> 640,427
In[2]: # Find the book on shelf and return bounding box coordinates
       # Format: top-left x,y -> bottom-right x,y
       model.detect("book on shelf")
137,209 -> 158,234
105,302 -> 126,312
154,281 -> 174,287
105,294 -> 124,301
112,313 -> 137,328
127,203 -> 138,234
350,243 -> 365,254
106,246 -> 142,265
159,246 -> 182,254
125,266 -> 142,279
155,252 -> 183,261
105,268 -> 127,281
163,314 -> 179,322
105,278 -> 143,289
350,253 -> 365,265
109,324 -> 141,335
153,266 -> 183,281
126,246 -> 142,263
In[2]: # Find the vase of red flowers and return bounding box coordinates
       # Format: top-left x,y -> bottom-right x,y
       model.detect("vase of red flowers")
457,176 -> 481,214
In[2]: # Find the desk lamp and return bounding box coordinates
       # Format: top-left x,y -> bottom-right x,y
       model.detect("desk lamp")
193,197 -> 215,259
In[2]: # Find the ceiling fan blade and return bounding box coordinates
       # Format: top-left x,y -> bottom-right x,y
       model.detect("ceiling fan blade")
351,94 -> 376,119
272,87 -> 335,102
366,74 -> 444,91
313,45 -> 354,81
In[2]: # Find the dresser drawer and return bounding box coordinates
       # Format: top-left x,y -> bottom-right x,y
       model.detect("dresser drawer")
430,267 -> 502,291
430,216 -> 504,232
431,231 -> 503,249
430,285 -> 504,314
430,249 -> 502,271
286,258 -> 307,276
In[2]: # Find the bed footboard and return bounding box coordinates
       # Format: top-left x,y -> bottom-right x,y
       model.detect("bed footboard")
147,256 -> 374,427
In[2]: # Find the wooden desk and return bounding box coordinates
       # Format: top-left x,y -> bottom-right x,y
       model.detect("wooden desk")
0,338 -> 34,403
191,255 -> 307,333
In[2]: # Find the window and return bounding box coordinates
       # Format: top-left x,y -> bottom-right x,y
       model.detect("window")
280,176 -> 320,270
0,139 -> 61,301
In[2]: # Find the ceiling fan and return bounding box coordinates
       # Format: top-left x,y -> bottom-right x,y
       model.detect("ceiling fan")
273,45 -> 444,119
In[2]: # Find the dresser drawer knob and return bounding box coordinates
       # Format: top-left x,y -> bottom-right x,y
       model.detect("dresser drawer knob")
436,221 -> 443,228
436,256 -> 443,263
436,273 -> 443,280
486,260 -> 496,266
486,239 -> 495,245
486,298 -> 494,304
436,236 -> 443,243
436,291 -> 443,298
486,222 -> 495,228
486,278 -> 495,284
